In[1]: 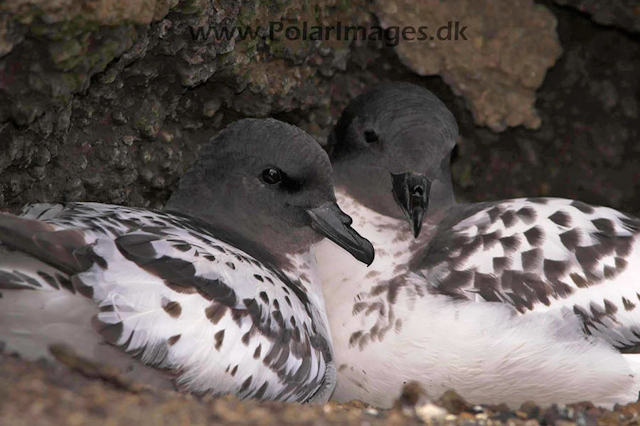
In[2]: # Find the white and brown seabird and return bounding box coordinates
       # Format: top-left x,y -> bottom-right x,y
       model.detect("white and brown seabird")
316,82 -> 640,408
0,118 -> 374,403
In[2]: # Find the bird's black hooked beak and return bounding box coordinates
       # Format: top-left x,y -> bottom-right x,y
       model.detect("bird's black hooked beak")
307,202 -> 375,266
390,172 -> 432,238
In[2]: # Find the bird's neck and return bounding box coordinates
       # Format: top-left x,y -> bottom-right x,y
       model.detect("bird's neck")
281,248 -> 327,308
316,189 -> 430,285
164,194 -> 329,310
162,207 -> 300,277
316,188 -> 452,288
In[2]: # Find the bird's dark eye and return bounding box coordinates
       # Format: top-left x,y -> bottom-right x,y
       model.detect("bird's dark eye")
364,130 -> 379,143
261,168 -> 282,185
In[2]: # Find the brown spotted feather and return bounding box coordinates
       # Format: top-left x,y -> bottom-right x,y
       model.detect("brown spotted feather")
410,198 -> 640,350
0,203 -> 333,403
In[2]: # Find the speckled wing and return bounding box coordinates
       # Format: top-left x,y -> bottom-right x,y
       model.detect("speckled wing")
0,203 -> 332,402
413,198 -> 640,350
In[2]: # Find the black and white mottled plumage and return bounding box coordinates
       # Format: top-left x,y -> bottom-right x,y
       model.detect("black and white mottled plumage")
413,198 -> 640,349
0,118 -> 374,403
317,83 -> 640,408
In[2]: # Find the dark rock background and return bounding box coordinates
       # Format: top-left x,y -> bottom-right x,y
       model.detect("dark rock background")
0,0 -> 370,209
1,0 -> 638,216
449,1 -> 640,216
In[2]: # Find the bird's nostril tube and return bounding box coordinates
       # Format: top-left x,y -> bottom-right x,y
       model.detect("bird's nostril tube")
412,186 -> 424,197
338,210 -> 353,225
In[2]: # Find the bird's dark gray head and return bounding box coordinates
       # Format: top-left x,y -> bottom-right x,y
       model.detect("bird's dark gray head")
167,118 -> 374,265
328,82 -> 459,237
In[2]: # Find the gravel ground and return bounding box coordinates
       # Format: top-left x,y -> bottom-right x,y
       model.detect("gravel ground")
2,348 -> 639,426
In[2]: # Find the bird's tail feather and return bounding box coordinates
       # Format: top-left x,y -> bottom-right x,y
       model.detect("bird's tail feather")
0,213 -> 90,277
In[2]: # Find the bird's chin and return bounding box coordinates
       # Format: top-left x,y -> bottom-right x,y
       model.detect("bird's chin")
335,177 -> 405,221
370,197 -> 408,221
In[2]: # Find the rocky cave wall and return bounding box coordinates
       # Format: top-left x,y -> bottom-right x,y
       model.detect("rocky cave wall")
3,0 -> 637,217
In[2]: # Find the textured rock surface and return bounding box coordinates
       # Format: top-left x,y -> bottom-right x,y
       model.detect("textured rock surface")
554,0 -> 640,33
373,0 -> 563,131
448,1 -> 640,216
2,0 -> 636,217
0,0 -> 369,209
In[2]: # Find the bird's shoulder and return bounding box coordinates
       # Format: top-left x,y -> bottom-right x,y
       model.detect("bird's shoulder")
412,197 -> 640,315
